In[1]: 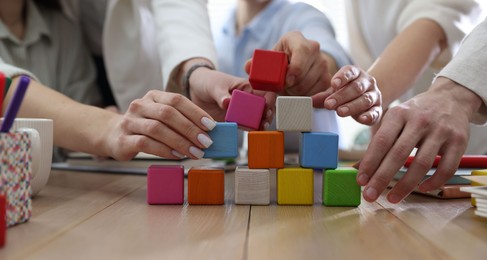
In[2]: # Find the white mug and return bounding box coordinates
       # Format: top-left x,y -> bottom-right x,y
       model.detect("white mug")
8,118 -> 53,195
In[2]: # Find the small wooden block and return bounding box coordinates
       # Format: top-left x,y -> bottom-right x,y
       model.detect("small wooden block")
323,169 -> 361,207
248,131 -> 284,169
0,194 -> 5,247
277,168 -> 314,205
249,49 -> 288,92
188,167 -> 225,205
147,165 -> 184,205
471,169 -> 487,207
225,89 -> 266,130
276,96 -> 313,132
204,122 -> 238,158
235,167 -> 270,205
300,132 -> 338,169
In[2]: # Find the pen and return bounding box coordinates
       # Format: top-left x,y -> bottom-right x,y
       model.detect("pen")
0,76 -> 30,132
405,155 -> 487,168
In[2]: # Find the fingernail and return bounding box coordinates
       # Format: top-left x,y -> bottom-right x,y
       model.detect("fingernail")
325,98 -> 336,108
201,117 -> 216,130
357,173 -> 369,185
338,106 -> 349,115
287,75 -> 295,86
333,78 -> 342,87
266,109 -> 273,118
360,115 -> 368,122
171,150 -> 186,159
189,146 -> 204,159
197,133 -> 213,148
264,122 -> 270,129
365,187 -> 378,200
345,71 -> 353,80
388,193 -> 401,204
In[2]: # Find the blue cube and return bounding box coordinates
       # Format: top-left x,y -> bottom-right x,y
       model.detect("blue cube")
203,122 -> 238,158
299,132 -> 338,169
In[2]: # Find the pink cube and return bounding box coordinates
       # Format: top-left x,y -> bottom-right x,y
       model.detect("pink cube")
147,165 -> 184,205
225,89 -> 265,130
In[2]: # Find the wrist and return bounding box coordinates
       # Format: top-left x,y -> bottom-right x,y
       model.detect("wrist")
430,76 -> 483,121
180,59 -> 215,99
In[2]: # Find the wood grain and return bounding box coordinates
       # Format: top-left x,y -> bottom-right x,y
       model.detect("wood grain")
247,172 -> 451,259
22,173 -> 249,260
248,131 -> 284,169
235,167 -> 270,205
0,170 -> 145,259
3,167 -> 487,259
188,168 -> 225,205
276,96 -> 313,131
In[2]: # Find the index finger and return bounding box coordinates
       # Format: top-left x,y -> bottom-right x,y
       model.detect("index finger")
150,91 -> 216,131
357,110 -> 406,186
331,65 -> 361,90
273,34 -> 316,87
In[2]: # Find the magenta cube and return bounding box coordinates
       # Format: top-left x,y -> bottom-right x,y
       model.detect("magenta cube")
147,165 -> 184,205
225,89 -> 265,130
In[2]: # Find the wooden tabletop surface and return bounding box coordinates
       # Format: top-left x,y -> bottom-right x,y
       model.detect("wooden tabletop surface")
1,168 -> 486,260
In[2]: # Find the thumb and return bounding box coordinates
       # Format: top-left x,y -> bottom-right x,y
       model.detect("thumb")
214,88 -> 232,110
244,59 -> 252,75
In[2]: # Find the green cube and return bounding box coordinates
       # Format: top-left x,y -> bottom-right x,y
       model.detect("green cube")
323,169 -> 361,207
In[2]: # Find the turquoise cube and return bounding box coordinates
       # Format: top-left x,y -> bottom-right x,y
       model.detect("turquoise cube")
203,122 -> 238,158
299,132 -> 338,169
323,169 -> 361,207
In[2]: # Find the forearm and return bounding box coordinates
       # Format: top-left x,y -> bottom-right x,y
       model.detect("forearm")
7,77 -> 117,157
368,18 -> 447,108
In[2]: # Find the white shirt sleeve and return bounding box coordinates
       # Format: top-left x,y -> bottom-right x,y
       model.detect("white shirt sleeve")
151,0 -> 217,94
437,18 -> 487,125
397,0 -> 482,65
103,0 -> 216,111
0,57 -> 38,81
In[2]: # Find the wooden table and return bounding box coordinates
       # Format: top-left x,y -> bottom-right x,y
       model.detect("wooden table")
1,168 -> 486,259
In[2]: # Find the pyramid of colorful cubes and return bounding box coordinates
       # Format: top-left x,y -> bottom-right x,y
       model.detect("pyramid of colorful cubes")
146,49 -> 361,207
238,49 -> 361,207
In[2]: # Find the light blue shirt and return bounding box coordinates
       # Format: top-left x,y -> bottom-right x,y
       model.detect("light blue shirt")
213,0 -> 352,77
213,0 -> 351,150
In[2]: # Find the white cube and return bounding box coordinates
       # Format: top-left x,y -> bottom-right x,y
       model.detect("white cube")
235,167 -> 270,205
276,96 -> 313,131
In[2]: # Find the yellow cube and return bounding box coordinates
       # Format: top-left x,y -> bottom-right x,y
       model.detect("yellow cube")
471,169 -> 487,207
277,168 -> 314,205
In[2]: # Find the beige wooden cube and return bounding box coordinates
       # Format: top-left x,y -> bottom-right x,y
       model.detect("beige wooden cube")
235,167 -> 270,205
276,96 -> 313,131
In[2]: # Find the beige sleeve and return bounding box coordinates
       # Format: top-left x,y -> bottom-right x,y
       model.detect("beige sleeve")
437,18 -> 487,125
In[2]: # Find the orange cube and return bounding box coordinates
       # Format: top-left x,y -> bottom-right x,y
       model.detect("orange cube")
188,167 -> 225,205
248,131 -> 284,169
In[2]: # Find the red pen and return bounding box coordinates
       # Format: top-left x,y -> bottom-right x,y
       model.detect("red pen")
405,155 -> 487,168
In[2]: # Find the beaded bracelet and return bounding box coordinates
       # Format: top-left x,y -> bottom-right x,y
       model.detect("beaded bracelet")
182,63 -> 214,100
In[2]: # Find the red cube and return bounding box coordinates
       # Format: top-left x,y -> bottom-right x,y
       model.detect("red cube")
249,49 -> 288,92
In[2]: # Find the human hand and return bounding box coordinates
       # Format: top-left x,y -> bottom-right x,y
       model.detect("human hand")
356,77 -> 483,203
312,65 -> 382,125
107,90 -> 217,160
244,31 -> 335,97
188,68 -> 275,129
